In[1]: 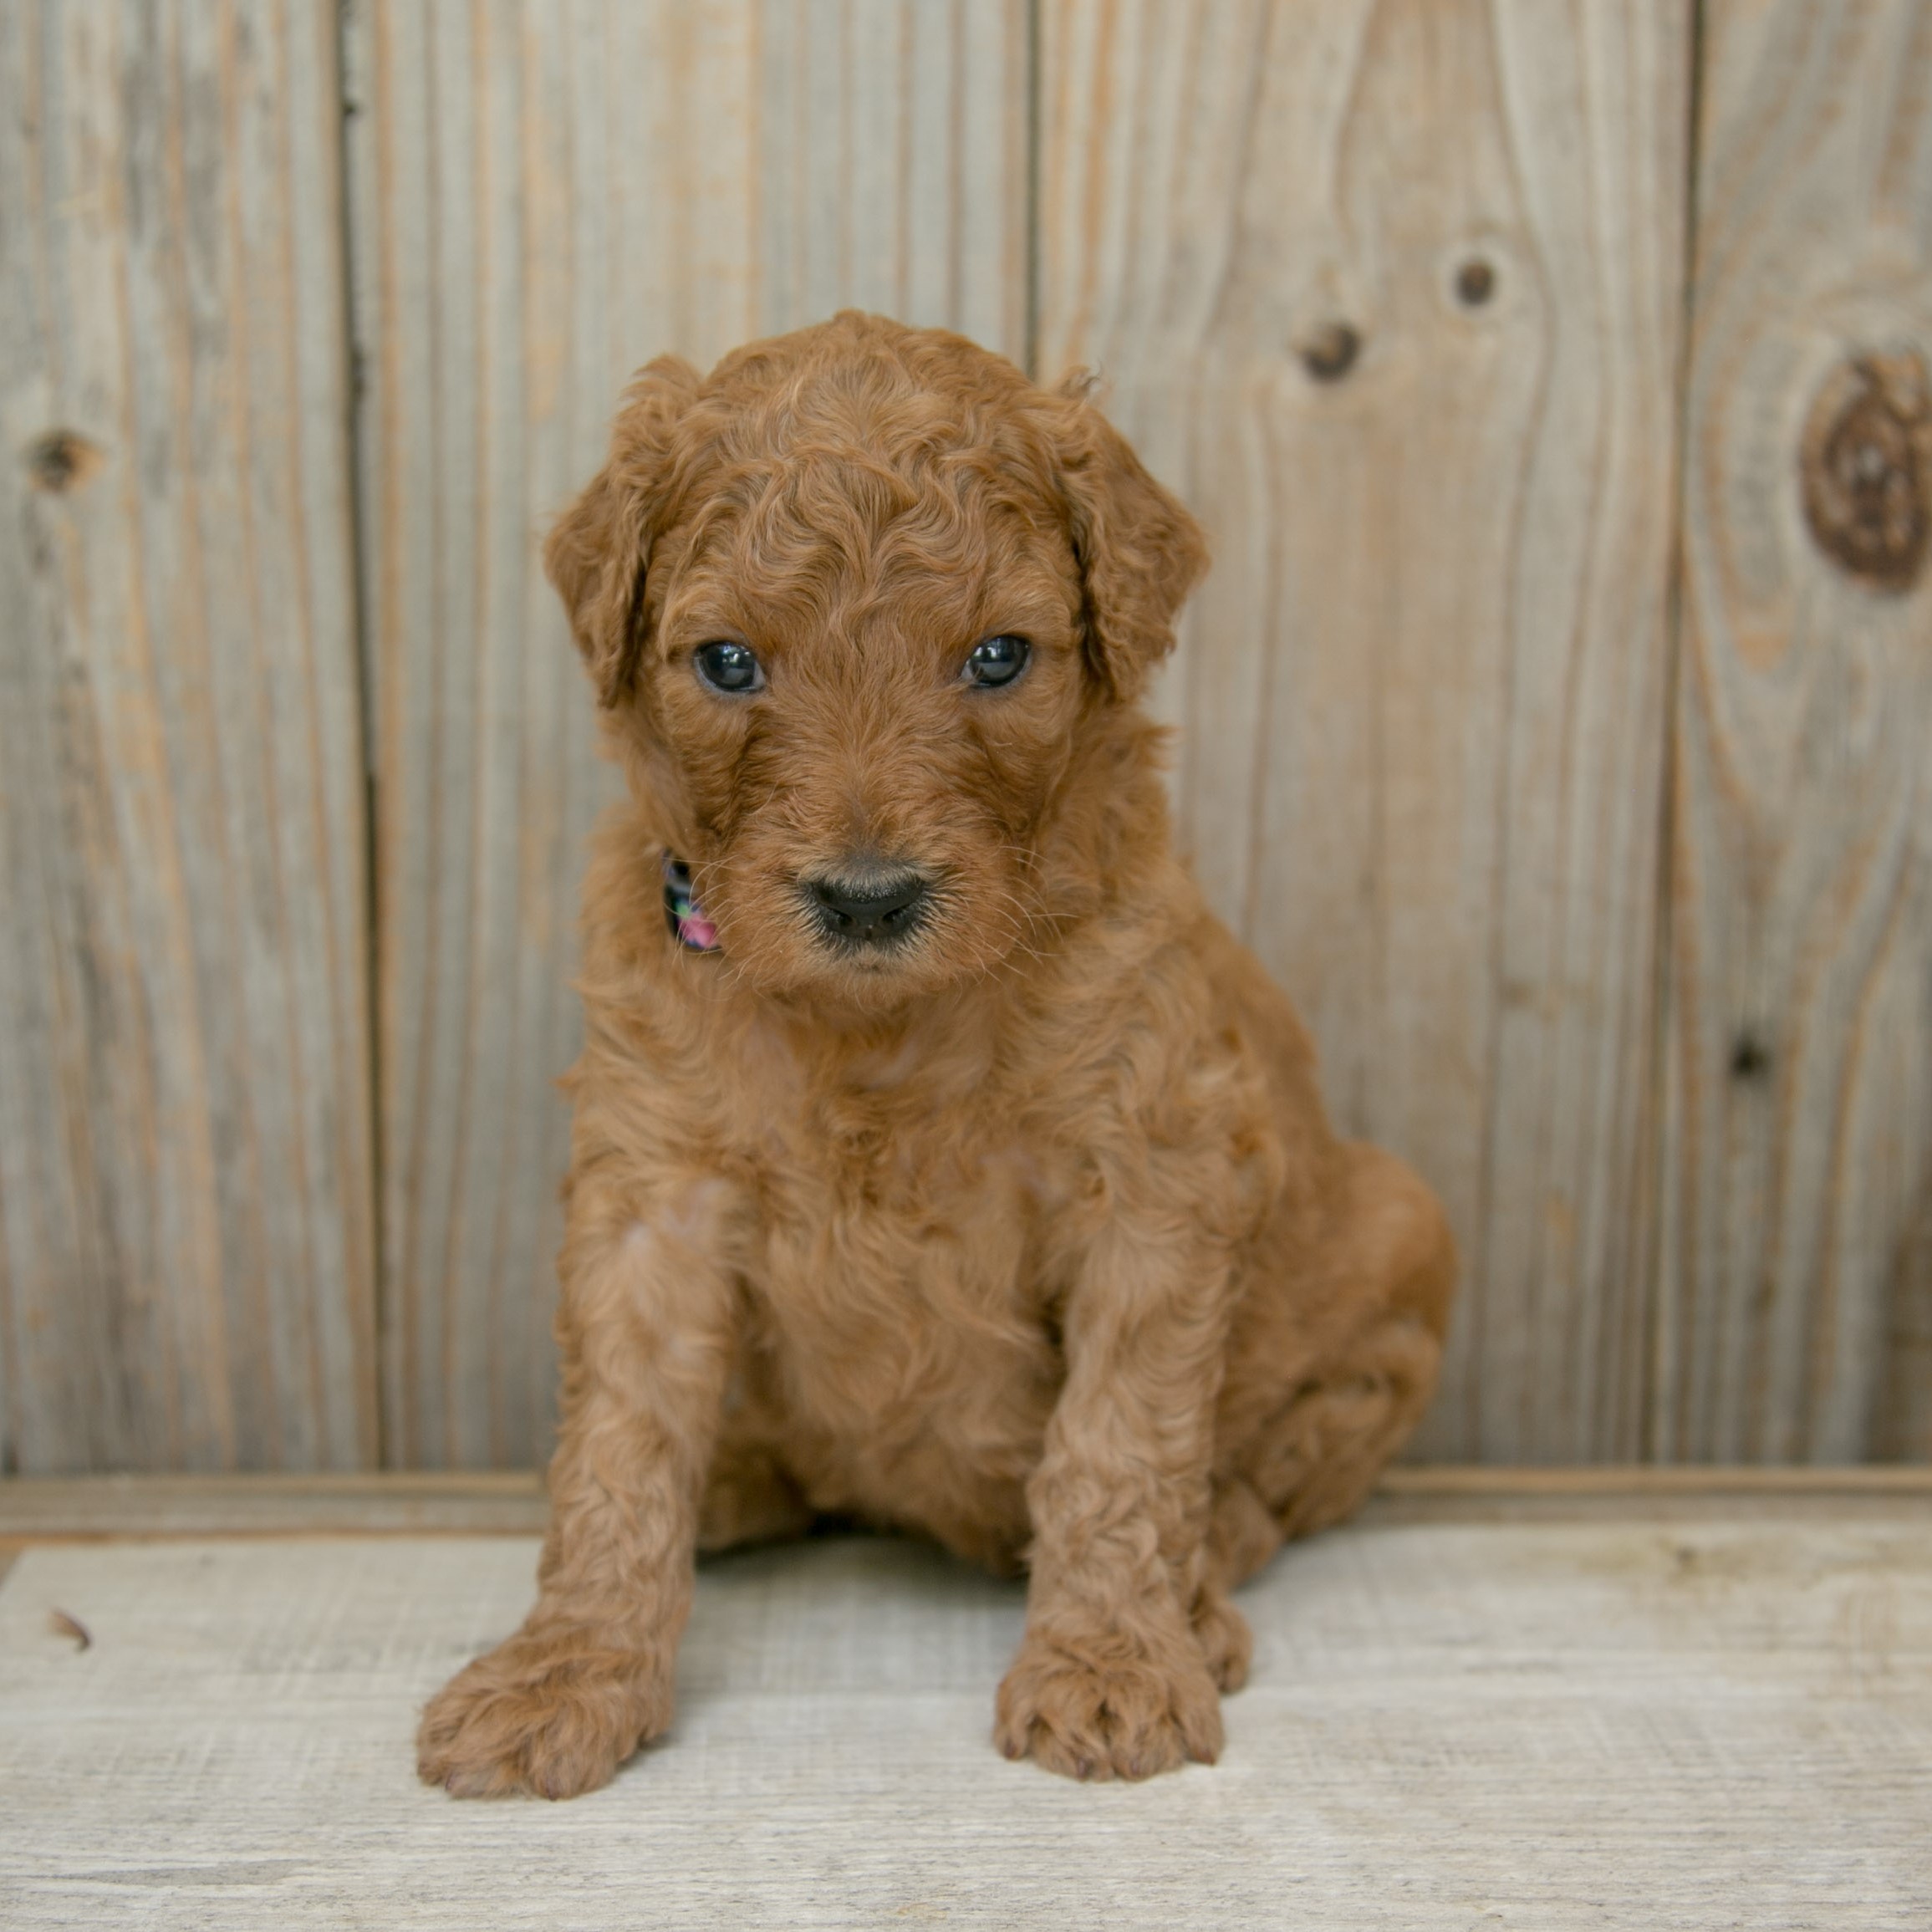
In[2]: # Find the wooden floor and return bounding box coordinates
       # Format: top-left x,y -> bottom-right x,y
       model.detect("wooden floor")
0,1474 -> 1927,1930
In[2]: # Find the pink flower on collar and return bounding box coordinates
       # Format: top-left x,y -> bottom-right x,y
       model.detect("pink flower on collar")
660,854 -> 721,953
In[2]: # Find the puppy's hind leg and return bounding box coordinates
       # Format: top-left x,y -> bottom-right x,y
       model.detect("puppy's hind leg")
1212,1143 -> 1455,1590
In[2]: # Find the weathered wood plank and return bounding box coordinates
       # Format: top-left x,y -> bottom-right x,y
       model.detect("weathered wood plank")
1037,1 -> 1691,1460
0,2 -> 376,1472
754,0 -> 1032,355
1,1466 -> 1926,1542
344,0 -> 1031,1467
0,1471 -> 548,1540
1654,0 -> 1932,1462
3,1520 -> 1929,1926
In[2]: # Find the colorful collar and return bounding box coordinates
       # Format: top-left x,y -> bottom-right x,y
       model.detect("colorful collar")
661,854 -> 721,952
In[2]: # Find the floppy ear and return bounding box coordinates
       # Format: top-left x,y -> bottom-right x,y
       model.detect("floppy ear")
543,354 -> 702,708
1050,374 -> 1210,703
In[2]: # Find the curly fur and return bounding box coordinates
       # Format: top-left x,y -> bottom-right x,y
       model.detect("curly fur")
418,312 -> 1455,1799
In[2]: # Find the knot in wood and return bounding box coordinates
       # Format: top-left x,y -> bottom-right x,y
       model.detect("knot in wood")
1729,1031 -> 1771,1083
24,429 -> 104,496
1799,353 -> 1929,591
1298,321 -> 1361,384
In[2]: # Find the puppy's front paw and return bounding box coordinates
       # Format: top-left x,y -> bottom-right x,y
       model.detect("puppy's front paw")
417,1629 -> 672,1800
994,1630 -> 1223,1781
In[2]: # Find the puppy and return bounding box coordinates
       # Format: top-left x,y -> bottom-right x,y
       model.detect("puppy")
418,312 -> 1455,1799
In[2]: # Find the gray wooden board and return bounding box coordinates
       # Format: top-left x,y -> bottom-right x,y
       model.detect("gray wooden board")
1654,0 -> 1932,1463
1,1521 -> 1928,1929
3,1467 -> 1929,1539
1036,0 -> 1692,1462
0,0 -> 376,1474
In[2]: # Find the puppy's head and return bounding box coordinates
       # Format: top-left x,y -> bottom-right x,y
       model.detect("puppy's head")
545,312 -> 1206,1007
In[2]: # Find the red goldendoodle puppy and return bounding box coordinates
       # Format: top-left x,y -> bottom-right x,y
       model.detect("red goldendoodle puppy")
418,311 -> 1455,1798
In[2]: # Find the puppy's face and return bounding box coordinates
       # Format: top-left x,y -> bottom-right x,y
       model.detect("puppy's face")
546,315 -> 1206,1009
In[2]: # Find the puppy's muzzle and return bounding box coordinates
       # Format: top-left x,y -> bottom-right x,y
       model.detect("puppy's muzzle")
805,870 -> 931,947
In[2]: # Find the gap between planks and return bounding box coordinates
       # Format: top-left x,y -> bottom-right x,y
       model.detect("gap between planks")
1,1466 -> 1927,1572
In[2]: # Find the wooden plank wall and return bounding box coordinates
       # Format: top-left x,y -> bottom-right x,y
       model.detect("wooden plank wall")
1,0 -> 1927,1471
0,2 -> 377,1473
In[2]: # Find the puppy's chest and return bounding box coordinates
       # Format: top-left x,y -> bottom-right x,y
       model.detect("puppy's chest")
742,1088 -> 1073,1428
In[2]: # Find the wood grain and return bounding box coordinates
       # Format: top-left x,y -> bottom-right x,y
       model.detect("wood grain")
1037,1 -> 1692,1460
343,0 -> 1030,1467
3,1518 -> 1928,1925
0,2 -> 376,1473
1654,0 -> 1932,1460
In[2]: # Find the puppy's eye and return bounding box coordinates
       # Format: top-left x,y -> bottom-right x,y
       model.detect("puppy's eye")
694,640 -> 764,694
962,635 -> 1030,689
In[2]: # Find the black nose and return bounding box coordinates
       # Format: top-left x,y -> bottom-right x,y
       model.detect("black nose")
808,872 -> 930,942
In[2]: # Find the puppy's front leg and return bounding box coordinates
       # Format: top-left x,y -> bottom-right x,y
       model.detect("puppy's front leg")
418,1178 -> 740,1799
997,1208 -> 1234,1781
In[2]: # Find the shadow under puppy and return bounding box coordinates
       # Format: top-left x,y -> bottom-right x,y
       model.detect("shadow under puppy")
419,312 -> 1455,1799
